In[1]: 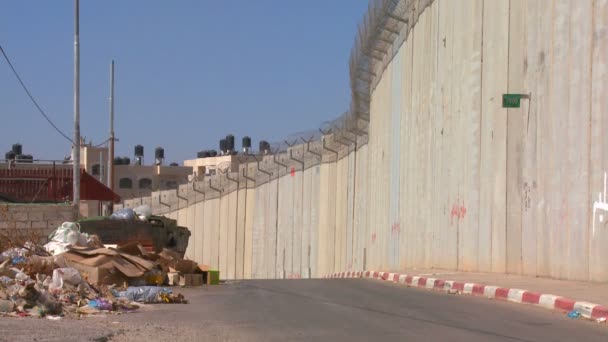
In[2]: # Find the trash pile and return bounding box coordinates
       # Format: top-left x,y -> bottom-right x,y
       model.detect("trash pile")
0,219 -> 197,319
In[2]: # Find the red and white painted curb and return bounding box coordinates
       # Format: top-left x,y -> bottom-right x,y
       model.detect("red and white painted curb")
323,271 -> 608,321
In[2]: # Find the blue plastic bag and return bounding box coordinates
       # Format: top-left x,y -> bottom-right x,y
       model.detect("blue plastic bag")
110,208 -> 137,220
567,310 -> 581,319
112,286 -> 172,303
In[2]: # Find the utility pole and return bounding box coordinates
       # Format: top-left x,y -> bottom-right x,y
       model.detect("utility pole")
72,0 -> 81,210
108,60 -> 115,192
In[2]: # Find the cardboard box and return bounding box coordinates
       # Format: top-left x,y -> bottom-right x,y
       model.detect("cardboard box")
179,274 -> 203,286
167,272 -> 180,286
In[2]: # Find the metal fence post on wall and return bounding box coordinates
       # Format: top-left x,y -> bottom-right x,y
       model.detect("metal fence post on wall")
208,178 -> 223,269
219,169 -> 239,279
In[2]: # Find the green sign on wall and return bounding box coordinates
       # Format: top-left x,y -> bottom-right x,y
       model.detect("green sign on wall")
502,94 -> 522,108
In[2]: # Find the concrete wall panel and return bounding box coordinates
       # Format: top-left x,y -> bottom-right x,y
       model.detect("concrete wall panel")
292,169 -> 303,278
243,188 -> 255,279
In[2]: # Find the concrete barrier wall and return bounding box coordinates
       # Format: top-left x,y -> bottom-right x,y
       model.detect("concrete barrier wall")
118,139 -> 365,280
364,0 -> 608,282
116,0 -> 608,282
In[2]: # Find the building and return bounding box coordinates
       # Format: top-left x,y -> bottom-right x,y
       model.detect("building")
113,163 -> 192,199
183,154 -> 258,181
79,143 -> 192,200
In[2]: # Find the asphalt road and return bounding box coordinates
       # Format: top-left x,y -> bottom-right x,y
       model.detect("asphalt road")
1,279 -> 607,341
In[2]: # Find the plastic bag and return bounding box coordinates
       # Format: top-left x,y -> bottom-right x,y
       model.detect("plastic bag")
49,268 -> 85,290
133,205 -> 152,221
88,298 -> 113,311
110,208 -> 137,220
47,222 -> 87,244
113,286 -> 172,303
44,222 -> 89,255
567,310 -> 581,319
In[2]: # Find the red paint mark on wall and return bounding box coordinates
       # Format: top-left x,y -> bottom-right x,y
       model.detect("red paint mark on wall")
290,167 -> 295,177
391,222 -> 401,233
371,232 -> 377,243
450,200 -> 467,225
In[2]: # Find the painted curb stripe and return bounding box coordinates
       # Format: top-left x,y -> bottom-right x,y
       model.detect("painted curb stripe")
472,284 -> 485,296
555,298 -> 576,312
483,286 -> 498,298
452,282 -> 465,292
326,270 -> 607,322
507,289 -> 526,303
418,277 -> 427,287
592,305 -> 608,319
522,292 -> 541,305
538,294 -> 558,309
495,288 -> 509,299
433,279 -> 445,289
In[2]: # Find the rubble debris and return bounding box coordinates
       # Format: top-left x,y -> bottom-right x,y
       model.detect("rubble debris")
113,286 -> 187,304
44,222 -> 92,256
0,221 -> 198,319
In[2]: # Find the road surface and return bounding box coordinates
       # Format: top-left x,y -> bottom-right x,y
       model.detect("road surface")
0,279 -> 606,341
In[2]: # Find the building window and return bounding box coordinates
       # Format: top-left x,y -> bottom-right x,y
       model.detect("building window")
139,178 -> 153,189
92,164 -> 100,176
119,178 -> 132,189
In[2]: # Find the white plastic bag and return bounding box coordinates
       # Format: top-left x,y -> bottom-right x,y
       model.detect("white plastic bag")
133,205 -> 152,220
50,267 -> 84,290
44,222 -> 89,255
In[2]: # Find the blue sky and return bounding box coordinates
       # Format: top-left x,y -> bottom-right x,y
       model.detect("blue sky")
1,1 -> 368,164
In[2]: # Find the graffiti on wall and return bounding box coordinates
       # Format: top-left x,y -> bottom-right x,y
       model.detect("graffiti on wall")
450,200 -> 467,225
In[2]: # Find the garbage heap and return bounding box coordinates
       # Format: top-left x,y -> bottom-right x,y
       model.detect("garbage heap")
0,221 -> 197,319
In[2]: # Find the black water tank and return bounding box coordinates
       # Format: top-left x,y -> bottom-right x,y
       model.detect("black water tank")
122,157 -> 131,165
170,162 -> 179,167
197,151 -> 205,158
219,139 -> 227,153
23,154 -> 33,163
155,147 -> 165,159
210,150 -> 217,157
242,136 -> 251,149
259,140 -> 270,153
12,144 -> 22,155
5,151 -> 15,161
225,134 -> 235,152
114,157 -> 122,165
134,145 -> 144,157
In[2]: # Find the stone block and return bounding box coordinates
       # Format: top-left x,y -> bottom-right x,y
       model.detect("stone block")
9,212 -> 28,221
44,210 -> 75,221
0,221 -> 14,229
47,220 -> 63,230
28,211 -> 44,221
15,221 -> 30,229
31,220 -> 50,229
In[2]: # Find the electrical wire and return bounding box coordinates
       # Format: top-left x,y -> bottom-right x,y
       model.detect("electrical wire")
94,138 -> 110,147
0,43 -> 73,143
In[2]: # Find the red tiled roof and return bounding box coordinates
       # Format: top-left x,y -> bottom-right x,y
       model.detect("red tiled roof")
0,166 -> 120,203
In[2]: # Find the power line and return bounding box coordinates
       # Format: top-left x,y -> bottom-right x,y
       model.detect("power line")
0,43 -> 73,143
94,138 -> 110,147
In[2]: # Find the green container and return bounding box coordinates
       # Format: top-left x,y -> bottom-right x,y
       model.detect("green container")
208,270 -> 220,285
